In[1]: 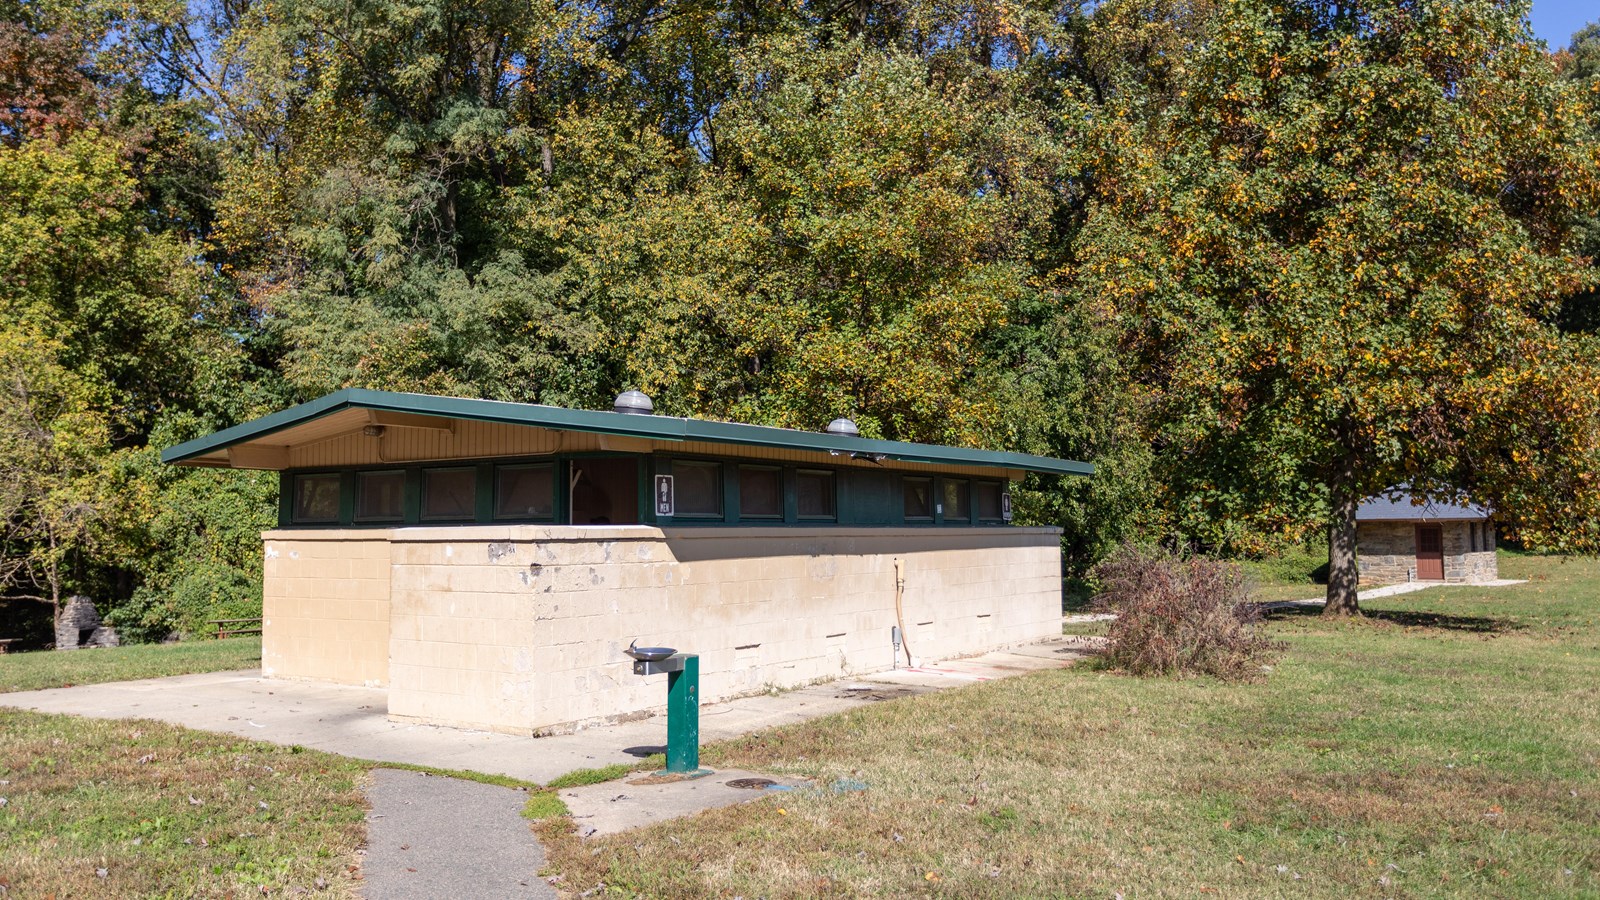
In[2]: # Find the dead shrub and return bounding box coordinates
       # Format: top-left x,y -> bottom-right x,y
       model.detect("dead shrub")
1091,544 -> 1284,681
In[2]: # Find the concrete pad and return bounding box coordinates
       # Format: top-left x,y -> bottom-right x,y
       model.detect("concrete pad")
560,769 -> 810,837
1261,578 -> 1530,611
0,638 -> 1090,785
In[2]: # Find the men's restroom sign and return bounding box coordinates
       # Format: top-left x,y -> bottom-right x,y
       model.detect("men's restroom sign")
1001,492 -> 1013,521
655,474 -> 674,516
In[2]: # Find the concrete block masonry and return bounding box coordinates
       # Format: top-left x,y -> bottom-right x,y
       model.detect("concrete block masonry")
258,525 -> 1064,735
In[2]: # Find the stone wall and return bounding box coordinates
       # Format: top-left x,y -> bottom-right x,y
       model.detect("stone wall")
1357,522 -> 1416,584
261,524 -> 1062,734
1357,520 -> 1498,584
261,536 -> 392,686
53,596 -> 118,650
1443,521 -> 1498,582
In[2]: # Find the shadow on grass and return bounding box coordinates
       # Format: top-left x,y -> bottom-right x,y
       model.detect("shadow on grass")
1262,605 -> 1521,634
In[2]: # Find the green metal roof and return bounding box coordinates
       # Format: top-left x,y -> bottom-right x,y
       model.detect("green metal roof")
160,389 -> 1094,477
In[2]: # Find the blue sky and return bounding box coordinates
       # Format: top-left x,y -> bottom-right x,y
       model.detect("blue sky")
1531,0 -> 1595,49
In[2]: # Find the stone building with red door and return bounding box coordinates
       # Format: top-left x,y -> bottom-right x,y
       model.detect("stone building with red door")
1355,490 -> 1497,584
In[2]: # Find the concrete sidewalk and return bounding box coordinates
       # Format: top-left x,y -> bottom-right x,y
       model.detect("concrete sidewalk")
0,638 -> 1093,785
1260,578 -> 1528,612
362,768 -> 552,899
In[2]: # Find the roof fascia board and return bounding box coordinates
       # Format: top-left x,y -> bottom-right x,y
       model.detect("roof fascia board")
162,389 -> 1094,477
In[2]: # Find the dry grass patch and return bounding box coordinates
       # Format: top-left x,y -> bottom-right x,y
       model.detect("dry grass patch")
541,553 -> 1600,899
0,709 -> 368,897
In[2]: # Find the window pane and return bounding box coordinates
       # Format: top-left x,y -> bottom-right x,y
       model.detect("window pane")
797,470 -> 835,519
495,465 -> 554,520
571,457 -> 639,525
739,467 -> 782,518
356,470 -> 405,521
674,461 -> 722,517
974,482 -> 1003,521
904,478 -> 932,519
293,474 -> 341,523
942,479 -> 969,522
422,468 -> 476,520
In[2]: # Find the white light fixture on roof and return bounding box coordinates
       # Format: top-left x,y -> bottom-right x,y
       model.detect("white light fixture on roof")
825,418 -> 859,437
613,390 -> 654,415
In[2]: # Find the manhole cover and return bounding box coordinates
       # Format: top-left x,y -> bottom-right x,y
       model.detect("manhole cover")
726,778 -> 778,790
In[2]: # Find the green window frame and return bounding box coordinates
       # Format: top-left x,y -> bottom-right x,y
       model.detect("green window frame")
941,478 -> 970,523
354,469 -> 406,522
903,477 -> 934,522
973,480 -> 1004,523
291,472 -> 342,524
280,453 -> 1023,531
672,460 -> 724,519
738,465 -> 783,520
494,463 -> 556,521
421,466 -> 477,521
796,469 -> 837,521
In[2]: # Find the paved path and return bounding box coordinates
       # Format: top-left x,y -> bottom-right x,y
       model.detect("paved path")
362,768 -> 552,899
1260,578 -> 1527,611
1,639 -> 1091,895
0,640 -> 1089,784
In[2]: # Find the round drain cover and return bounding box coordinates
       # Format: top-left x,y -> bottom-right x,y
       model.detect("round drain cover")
726,777 -> 778,790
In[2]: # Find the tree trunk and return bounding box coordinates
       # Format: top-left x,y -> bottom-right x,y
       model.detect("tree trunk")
48,528 -> 62,632
1324,475 -> 1361,616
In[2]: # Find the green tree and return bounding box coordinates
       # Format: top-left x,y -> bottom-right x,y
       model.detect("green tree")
0,116 -> 272,637
1076,0 -> 1600,613
0,131 -> 212,435
516,37 -> 1061,445
0,329 -> 112,626
1557,22 -> 1600,334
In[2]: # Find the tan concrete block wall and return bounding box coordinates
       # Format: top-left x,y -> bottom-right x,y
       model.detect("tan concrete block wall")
261,535 -> 393,686
380,525 -> 1062,734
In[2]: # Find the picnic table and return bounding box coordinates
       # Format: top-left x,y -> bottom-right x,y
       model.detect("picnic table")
210,617 -> 263,638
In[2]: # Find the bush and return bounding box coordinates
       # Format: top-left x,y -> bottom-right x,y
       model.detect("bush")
1091,544 -> 1284,681
106,567 -> 261,643
1238,539 -> 1330,587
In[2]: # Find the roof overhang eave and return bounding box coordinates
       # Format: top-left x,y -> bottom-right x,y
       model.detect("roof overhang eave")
160,389 -> 1094,478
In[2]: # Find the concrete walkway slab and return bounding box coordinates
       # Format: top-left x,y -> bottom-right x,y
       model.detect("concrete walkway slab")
560,769 -> 811,838
362,768 -> 551,899
0,638 -> 1093,785
1261,578 -> 1529,611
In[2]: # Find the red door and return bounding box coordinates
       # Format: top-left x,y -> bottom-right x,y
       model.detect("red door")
1415,525 -> 1444,581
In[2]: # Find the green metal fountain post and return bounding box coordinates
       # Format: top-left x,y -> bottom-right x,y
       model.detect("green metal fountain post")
664,654 -> 701,774
629,650 -> 709,778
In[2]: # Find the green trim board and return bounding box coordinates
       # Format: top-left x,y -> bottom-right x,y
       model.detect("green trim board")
276,451 -> 1017,529
162,388 -> 1093,478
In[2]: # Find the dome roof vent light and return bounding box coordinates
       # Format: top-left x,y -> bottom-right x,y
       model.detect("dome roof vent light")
614,390 -> 654,415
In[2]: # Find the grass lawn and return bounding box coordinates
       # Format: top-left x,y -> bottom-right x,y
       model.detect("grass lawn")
541,552 -> 1600,898
0,709 -> 368,897
0,637 -> 262,694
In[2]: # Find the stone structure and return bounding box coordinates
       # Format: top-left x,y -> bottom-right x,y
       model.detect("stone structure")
1356,490 -> 1497,585
164,389 -> 1090,734
54,595 -> 119,650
